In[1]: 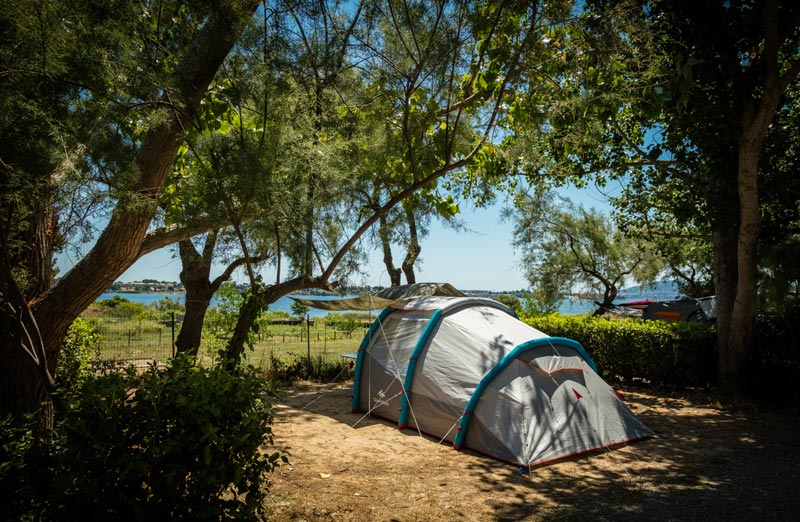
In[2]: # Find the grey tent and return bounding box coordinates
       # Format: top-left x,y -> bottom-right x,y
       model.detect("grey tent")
352,296 -> 652,466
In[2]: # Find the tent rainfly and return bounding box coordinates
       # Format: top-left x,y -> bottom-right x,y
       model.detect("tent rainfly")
352,296 -> 653,466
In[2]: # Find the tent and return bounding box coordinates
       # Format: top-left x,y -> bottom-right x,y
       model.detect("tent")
352,296 -> 652,467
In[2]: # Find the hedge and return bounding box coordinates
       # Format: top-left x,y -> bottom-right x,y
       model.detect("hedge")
521,314 -> 717,388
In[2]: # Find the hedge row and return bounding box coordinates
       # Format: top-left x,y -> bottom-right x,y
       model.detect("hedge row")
521,314 -> 717,388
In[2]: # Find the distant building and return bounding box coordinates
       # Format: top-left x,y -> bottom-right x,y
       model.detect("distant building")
107,280 -> 184,293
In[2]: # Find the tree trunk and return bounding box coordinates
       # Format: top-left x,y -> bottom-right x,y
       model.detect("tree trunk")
24,190 -> 59,300
401,206 -> 420,285
713,222 -> 739,392
717,0 -> 799,393
175,237 -> 216,356
0,2 -> 260,418
223,276 -> 336,367
175,232 -> 255,356
721,135 -> 763,394
379,215 -> 402,286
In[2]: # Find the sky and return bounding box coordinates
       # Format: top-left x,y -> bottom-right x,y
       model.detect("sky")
69,179 -> 622,293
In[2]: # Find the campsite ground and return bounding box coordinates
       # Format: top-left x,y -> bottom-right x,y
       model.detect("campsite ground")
264,381 -> 800,522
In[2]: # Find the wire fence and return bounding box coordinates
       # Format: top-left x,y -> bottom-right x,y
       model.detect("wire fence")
88,312 -> 371,370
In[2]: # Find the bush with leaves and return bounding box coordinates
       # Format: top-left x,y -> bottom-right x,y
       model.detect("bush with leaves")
56,317 -> 102,390
522,313 -> 717,388
266,354 -> 352,385
493,294 -> 522,314
0,355 -> 285,521
96,295 -> 149,319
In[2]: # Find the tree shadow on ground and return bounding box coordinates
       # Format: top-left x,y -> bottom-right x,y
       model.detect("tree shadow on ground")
272,382 -> 800,522
273,380 -> 385,429
471,389 -> 800,522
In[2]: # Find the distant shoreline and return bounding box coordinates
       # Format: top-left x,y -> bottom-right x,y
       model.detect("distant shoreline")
108,290 -> 186,294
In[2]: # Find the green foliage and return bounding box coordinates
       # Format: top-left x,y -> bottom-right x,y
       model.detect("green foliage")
493,294 -> 522,314
56,317 -> 102,390
521,295 -> 559,317
0,412 -> 49,519
290,301 -> 310,319
265,354 -> 352,386
0,355 -> 284,521
96,295 -> 149,318
205,282 -> 245,333
521,313 -> 717,388
323,312 -> 367,334
511,191 -> 665,309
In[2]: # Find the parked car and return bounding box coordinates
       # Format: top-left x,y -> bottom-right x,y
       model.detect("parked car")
599,296 -> 717,327
641,296 -> 716,327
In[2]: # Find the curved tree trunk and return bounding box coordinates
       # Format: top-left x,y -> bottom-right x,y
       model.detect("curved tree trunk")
222,276 -> 337,369
722,140 -> 762,394
0,2 -> 260,418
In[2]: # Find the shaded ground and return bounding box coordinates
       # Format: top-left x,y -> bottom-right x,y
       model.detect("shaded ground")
265,382 -> 800,521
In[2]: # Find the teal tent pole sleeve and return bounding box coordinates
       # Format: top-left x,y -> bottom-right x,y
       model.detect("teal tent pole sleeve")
351,308 -> 392,413
397,309 -> 442,428
453,337 -> 595,448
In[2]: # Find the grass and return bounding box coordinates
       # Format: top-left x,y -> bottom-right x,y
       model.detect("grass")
88,314 -> 369,369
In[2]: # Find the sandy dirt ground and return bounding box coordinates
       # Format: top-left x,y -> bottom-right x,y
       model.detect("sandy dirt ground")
264,381 -> 800,522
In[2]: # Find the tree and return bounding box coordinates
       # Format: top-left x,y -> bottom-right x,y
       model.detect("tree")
493,294 -> 522,313
290,301 -> 310,321
600,0 -> 800,392
1,0 -> 576,412
510,192 -> 664,314
0,0 -> 261,417
507,0 -> 800,392
375,194 -> 463,286
174,233 -> 257,355
218,0 -> 553,364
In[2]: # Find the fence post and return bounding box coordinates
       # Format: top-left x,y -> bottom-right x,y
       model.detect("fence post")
306,313 -> 311,366
171,311 -> 175,358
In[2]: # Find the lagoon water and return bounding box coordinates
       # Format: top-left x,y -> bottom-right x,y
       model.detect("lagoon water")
97,292 -> 344,318
96,292 -> 597,316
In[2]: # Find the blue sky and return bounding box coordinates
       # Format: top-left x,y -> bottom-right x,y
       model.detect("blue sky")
79,180 -> 621,292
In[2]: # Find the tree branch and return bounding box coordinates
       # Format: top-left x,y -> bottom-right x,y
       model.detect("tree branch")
139,217 -> 227,258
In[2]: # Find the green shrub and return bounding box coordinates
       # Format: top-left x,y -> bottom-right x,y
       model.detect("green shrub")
521,313 -> 717,388
57,317 -> 102,390
0,355 -> 285,521
96,295 -> 148,318
266,354 -> 352,385
493,294 -> 522,313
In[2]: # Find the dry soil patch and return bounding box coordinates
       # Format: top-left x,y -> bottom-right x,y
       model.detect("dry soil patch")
265,382 -> 800,521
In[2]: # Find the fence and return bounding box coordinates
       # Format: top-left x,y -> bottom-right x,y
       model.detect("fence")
87,312 -> 371,369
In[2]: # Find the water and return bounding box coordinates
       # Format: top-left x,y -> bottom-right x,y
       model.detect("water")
97,292 -> 598,316
96,293 -> 357,318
